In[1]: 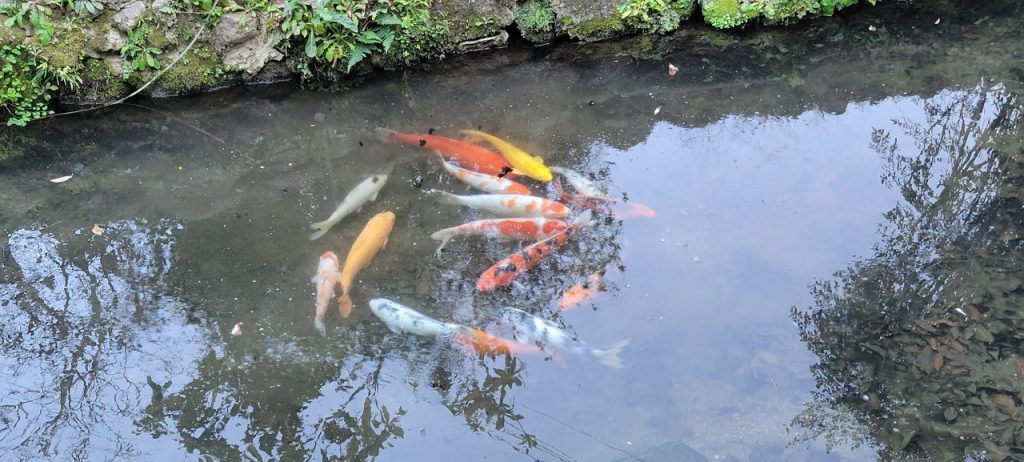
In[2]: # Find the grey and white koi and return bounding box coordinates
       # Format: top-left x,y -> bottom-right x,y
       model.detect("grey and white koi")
368,298 -> 464,338
309,174 -> 388,240
499,307 -> 628,368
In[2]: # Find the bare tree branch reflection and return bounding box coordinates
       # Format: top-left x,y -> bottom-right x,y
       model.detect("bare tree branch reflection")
791,85 -> 1024,460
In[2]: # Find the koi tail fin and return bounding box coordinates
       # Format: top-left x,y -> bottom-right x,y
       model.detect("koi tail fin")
430,228 -> 455,258
338,292 -> 353,318
375,127 -> 400,144
572,210 -> 595,229
314,318 -> 327,336
591,339 -> 629,368
309,219 -> 334,240
426,189 -> 461,205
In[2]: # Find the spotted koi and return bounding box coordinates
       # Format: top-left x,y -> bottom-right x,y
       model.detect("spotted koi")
430,217 -> 569,257
429,190 -> 569,218
438,157 -> 531,195
476,211 -> 594,292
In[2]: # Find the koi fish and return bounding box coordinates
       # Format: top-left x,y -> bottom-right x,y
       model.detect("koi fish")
614,202 -> 656,218
559,271 -> 604,311
453,327 -> 546,356
499,307 -> 629,368
439,157 -> 531,195
309,174 -> 388,240
460,129 -> 553,182
476,211 -> 594,292
376,128 -> 512,177
313,251 -> 342,335
550,166 -> 607,199
429,190 -> 569,218
368,298 -> 464,337
338,211 -> 396,317
429,217 -> 569,257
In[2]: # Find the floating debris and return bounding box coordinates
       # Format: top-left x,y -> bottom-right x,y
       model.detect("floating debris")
230,323 -> 243,336
668,63 -> 678,76
50,174 -> 73,183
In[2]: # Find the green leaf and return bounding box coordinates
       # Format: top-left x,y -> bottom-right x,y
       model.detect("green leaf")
381,30 -> 394,52
304,32 -> 317,58
377,14 -> 404,26
346,44 -> 369,72
337,14 -> 358,32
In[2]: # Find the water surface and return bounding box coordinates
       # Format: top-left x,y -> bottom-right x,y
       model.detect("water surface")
2,2 -> 1023,461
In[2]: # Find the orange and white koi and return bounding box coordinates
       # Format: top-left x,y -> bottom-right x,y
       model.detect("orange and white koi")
429,190 -> 569,218
559,271 -> 604,311
438,157 -> 531,195
499,307 -> 629,368
453,327 -> 546,356
313,251 -> 342,335
376,128 -> 513,177
549,166 -> 607,199
338,212 -> 396,317
476,211 -> 594,292
429,217 -> 569,257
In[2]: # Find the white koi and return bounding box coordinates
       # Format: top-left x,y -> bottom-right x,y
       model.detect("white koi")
368,298 -> 464,338
309,174 -> 388,240
428,190 -> 569,218
549,166 -> 608,199
499,307 -> 628,368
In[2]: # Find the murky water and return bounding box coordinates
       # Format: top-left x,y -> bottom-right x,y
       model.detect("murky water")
2,2 -> 1023,461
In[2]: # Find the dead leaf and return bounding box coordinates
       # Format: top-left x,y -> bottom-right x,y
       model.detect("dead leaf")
931,352 -> 944,371
91,224 -> 104,236
928,337 -> 938,350
231,323 -> 243,336
668,63 -> 678,76
992,393 -> 1017,415
50,174 -> 73,183
1015,358 -> 1024,376
965,304 -> 982,319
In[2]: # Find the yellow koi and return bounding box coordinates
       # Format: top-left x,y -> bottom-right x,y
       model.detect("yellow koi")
338,211 -> 396,318
460,129 -> 553,182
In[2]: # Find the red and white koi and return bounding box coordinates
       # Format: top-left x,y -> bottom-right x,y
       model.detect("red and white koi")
429,217 -> 569,257
499,307 -> 629,368
559,271 -> 604,311
429,190 -> 569,218
439,157 -> 531,195
476,211 -> 594,292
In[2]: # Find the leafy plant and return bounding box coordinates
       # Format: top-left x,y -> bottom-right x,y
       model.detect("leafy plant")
277,0 -> 443,74
165,0 -> 227,25
72,0 -> 104,17
2,1 -> 57,44
120,21 -> 163,78
618,0 -> 694,34
0,44 -> 56,126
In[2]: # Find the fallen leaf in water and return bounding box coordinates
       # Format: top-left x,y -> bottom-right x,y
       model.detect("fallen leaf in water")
931,352 -> 944,371
1015,358 -> 1024,376
965,304 -> 982,319
668,63 -> 678,76
50,174 -> 73,183
231,323 -> 243,336
992,393 -> 1017,415
928,337 -> 938,350
653,106 -> 661,115
91,224 -> 104,236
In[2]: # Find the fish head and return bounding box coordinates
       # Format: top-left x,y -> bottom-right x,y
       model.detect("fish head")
368,298 -> 393,318
318,251 -> 340,271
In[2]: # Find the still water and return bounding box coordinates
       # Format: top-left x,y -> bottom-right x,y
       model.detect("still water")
2,2 -> 1023,461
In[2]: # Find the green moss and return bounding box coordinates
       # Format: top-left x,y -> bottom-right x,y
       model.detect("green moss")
749,0 -> 820,24
155,48 -> 223,93
566,15 -> 625,41
700,0 -> 758,29
618,0 -> 695,34
466,15 -> 499,38
35,19 -> 86,68
626,34 -> 661,59
514,0 -> 556,44
68,58 -> 129,103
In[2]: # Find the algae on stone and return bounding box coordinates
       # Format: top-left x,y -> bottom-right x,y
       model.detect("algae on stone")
514,0 -> 556,44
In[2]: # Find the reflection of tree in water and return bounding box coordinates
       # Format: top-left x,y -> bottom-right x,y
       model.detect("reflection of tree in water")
790,85 -> 1024,460
0,220 -> 202,459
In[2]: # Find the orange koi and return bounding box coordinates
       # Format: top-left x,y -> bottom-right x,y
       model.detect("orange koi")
376,128 -> 513,177
559,271 -> 604,311
453,327 -> 546,356
476,211 -> 594,292
338,212 -> 395,317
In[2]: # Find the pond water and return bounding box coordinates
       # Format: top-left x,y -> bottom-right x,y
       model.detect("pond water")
2,1 -> 1023,461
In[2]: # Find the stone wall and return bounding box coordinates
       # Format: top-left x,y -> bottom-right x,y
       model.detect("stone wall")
0,0 -> 879,122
